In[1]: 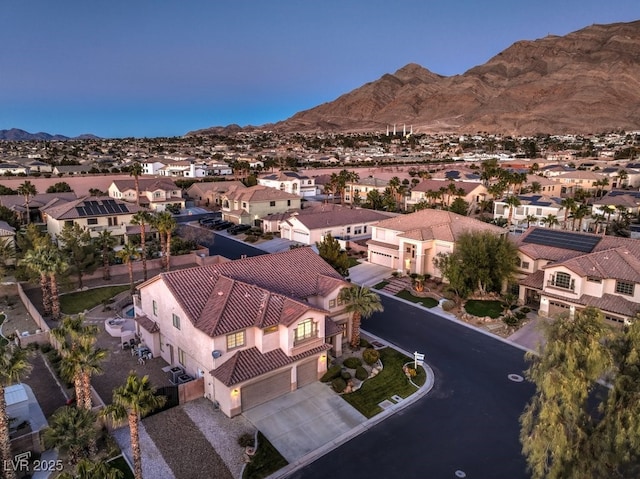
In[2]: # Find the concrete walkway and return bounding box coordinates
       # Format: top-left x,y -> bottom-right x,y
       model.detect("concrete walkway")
507,313 -> 547,352
347,262 -> 393,287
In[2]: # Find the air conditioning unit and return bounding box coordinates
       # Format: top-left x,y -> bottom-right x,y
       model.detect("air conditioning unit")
197,369 -> 205,378
168,366 -> 184,384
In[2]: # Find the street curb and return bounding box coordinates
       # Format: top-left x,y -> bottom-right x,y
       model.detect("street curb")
266,331 -> 435,479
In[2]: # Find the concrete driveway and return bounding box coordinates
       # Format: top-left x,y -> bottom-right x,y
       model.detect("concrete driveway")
348,262 -> 393,287
242,382 -> 366,463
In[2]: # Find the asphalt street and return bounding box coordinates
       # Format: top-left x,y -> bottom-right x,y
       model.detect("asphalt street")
289,296 -> 536,479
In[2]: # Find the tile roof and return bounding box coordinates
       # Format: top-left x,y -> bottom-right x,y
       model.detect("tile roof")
226,185 -> 299,202
153,247 -> 348,337
374,209 -> 504,241
411,180 -> 484,194
135,315 -> 160,333
0,221 -> 15,236
542,290 -> 639,317
42,196 -> 146,220
546,247 -> 640,283
260,171 -> 310,181
289,207 -> 390,230
111,178 -> 180,192
211,344 -> 331,387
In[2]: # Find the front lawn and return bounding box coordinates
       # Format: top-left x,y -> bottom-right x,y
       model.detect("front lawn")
341,347 -> 426,418
464,299 -> 504,319
395,290 -> 438,308
60,285 -> 130,314
347,257 -> 360,268
372,281 -> 389,290
243,432 -> 288,479
107,456 -> 134,479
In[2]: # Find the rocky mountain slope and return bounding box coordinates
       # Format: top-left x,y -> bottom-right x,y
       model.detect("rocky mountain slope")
192,20 -> 640,136
0,128 -> 99,141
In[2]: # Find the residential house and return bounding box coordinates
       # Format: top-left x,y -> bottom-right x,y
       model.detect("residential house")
0,162 -> 30,176
26,160 -> 53,173
516,228 -> 640,325
600,167 -> 640,188
493,195 -> 566,229
133,247 -> 350,417
220,185 -> 301,226
551,170 -> 608,196
405,180 -> 488,211
157,160 -> 207,178
279,205 -> 391,245
258,171 -> 317,197
108,178 -> 185,212
367,209 -> 505,276
343,177 -> 388,205
186,181 -> 246,207
52,165 -> 94,176
592,190 -> 640,219
42,196 -> 147,240
0,192 -> 78,224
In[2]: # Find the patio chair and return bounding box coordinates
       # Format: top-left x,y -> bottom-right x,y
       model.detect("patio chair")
122,342 -> 131,350
138,356 -> 146,365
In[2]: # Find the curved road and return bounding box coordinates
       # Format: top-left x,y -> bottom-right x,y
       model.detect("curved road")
290,296 -> 535,479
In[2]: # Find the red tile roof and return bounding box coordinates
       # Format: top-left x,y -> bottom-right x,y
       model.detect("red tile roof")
135,315 -> 160,333
211,344 -> 331,387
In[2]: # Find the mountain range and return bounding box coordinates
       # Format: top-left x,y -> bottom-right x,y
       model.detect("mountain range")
192,20 -> 640,136
0,128 -> 99,141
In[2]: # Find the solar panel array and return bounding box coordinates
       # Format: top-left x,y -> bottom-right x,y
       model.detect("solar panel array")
522,228 -> 601,253
607,190 -> 640,199
75,199 -> 130,217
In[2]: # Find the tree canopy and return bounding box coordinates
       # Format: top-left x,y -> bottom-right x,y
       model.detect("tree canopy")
316,233 -> 349,277
433,230 -> 518,297
521,308 -> 640,479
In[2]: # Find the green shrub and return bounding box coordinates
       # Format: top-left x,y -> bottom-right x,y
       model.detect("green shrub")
521,307 -> 531,314
442,290 -> 457,301
359,338 -> 371,348
263,233 -> 274,240
343,357 -> 362,369
362,348 -> 380,365
503,315 -> 520,327
355,366 -> 368,381
341,371 -> 352,380
237,432 -> 254,447
331,377 -> 347,393
320,365 -> 341,382
442,300 -> 456,311
515,311 -> 527,320
244,235 -> 258,243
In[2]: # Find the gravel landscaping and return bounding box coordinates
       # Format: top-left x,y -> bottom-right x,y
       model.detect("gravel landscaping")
112,421 -> 173,479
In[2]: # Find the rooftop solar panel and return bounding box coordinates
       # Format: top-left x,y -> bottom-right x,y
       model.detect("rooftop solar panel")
522,228 -> 601,253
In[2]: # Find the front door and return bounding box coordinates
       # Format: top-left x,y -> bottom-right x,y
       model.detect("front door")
168,344 -> 174,365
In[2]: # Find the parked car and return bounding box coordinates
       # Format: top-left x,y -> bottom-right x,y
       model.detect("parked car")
204,219 -> 224,228
213,221 -> 233,230
228,224 -> 252,235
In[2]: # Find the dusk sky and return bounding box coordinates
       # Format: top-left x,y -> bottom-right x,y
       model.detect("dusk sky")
1,1 -> 638,138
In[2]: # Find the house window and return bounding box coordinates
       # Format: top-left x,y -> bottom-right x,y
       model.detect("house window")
337,297 -> 344,306
587,276 -> 602,283
295,319 -> 317,343
329,299 -> 336,308
263,325 -> 278,335
87,218 -> 98,225
270,201 -> 276,207
152,300 -> 158,316
536,208 -> 543,216
65,220 -> 74,227
287,200 -> 291,206
226,330 -> 245,350
346,227 -> 351,234
615,280 -> 635,296
552,272 -> 573,290
178,348 -> 186,366
355,228 -> 362,235
172,313 -> 180,330
242,202 -> 247,209
521,261 -> 530,269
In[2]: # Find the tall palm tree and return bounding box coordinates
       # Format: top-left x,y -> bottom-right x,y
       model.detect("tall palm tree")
153,211 -> 176,272
617,169 -> 628,187
0,344 -> 32,479
571,204 -> 590,232
525,214 -> 538,228
94,230 -> 117,280
101,374 -> 166,479
19,246 -> 53,316
591,213 -> 606,234
131,211 -> 152,280
504,195 -> 521,228
117,242 -> 139,295
42,406 -> 97,466
0,237 -> 16,279
129,161 -> 144,207
561,197 -> 577,230
46,248 -> 68,320
77,342 -> 107,411
17,180 -> 37,224
338,285 -> 384,349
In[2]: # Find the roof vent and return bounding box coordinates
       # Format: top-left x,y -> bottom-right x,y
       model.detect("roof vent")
217,291 -> 224,296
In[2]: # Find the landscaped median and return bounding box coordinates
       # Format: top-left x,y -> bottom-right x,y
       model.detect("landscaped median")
323,346 -> 427,419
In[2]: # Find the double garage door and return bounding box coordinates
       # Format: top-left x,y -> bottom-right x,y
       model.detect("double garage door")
240,360 -> 318,411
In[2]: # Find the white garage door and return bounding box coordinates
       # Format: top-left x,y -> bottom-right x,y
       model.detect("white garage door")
292,230 -> 310,244
371,250 -> 394,268
241,370 -> 291,411
296,360 -> 318,388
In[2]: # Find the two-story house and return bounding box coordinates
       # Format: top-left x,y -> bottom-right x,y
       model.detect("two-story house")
258,171 -> 317,197
41,196 -> 147,240
493,195 -> 566,229
221,185 -> 301,225
343,177 -> 388,205
516,228 -> 640,325
278,204 -> 391,245
405,179 -> 488,211
133,247 -> 350,417
367,209 -> 505,277
186,181 -> 246,208
592,190 -> 640,218
108,178 -> 185,212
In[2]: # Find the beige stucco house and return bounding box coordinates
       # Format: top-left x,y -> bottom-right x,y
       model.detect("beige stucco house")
405,179 -> 488,211
108,178 -> 185,212
258,171 -> 317,197
41,196 -> 147,240
133,247 -> 350,417
367,209 -> 505,277
186,181 -> 246,207
221,185 -> 301,225
516,228 -> 640,325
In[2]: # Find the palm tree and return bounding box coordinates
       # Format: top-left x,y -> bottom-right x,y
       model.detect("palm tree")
504,195 -> 521,228
42,406 -> 97,466
561,197 -> 577,230
0,344 -> 32,479
530,181 -> 542,194
525,214 -> 538,228
19,246 -> 53,316
571,204 -> 590,232
0,237 -> 16,279
131,211 -> 152,280
17,180 -> 37,224
101,373 -> 166,479
117,242 -> 139,295
153,211 -> 176,272
591,213 -> 606,234
338,285 -> 384,349
617,169 -> 628,187
94,230 -> 117,280
47,248 -> 68,320
76,342 -> 107,411
57,459 -> 124,479
129,161 -> 144,206
541,214 -> 559,229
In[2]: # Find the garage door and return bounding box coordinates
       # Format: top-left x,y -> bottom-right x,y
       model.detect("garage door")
296,360 -> 318,388
371,250 -> 394,268
292,230 -> 309,244
548,300 -> 571,318
241,370 -> 291,411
